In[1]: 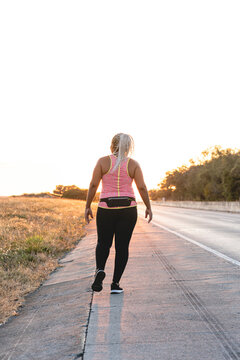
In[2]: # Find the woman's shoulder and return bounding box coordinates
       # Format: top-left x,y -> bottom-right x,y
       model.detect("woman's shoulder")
97,155 -> 112,174
128,158 -> 140,178
98,155 -> 112,162
97,155 -> 113,163
128,158 -> 140,167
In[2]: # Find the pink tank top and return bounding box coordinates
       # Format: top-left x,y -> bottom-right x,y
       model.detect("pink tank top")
98,154 -> 137,209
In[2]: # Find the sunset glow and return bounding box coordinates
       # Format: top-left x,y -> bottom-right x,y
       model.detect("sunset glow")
0,1 -> 239,196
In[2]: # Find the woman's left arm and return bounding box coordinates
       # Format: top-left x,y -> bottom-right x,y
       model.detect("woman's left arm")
85,159 -> 102,223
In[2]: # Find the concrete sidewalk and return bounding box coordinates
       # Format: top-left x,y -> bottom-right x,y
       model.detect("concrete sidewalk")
84,217 -> 240,360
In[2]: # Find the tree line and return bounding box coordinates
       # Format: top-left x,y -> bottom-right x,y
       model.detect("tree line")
18,185 -> 99,201
53,185 -> 99,201
149,146 -> 240,201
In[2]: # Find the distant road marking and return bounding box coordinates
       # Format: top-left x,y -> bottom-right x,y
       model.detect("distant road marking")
148,219 -> 240,268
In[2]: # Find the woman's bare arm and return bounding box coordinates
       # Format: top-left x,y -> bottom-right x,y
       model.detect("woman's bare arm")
85,159 -> 102,223
133,162 -> 153,223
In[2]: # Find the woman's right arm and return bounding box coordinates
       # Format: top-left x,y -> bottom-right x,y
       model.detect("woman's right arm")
133,163 -> 153,223
85,159 -> 102,224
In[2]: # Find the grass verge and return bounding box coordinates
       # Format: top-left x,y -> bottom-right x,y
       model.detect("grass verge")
0,196 -> 96,325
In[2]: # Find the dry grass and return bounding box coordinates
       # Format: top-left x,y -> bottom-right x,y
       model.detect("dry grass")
0,196 -> 96,325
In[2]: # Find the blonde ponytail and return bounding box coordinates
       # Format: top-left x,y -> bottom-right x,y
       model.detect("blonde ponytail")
111,133 -> 134,172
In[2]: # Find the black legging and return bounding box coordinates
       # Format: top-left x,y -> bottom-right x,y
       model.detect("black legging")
96,206 -> 137,284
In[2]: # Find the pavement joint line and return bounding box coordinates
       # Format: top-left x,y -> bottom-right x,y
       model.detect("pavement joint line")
82,285 -> 94,360
147,218 -> 240,268
151,247 -> 240,360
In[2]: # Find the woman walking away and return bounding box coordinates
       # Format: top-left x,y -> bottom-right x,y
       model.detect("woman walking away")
85,133 -> 153,294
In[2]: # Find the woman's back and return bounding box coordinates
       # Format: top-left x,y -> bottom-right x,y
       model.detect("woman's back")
99,154 -> 137,209
100,155 -> 136,178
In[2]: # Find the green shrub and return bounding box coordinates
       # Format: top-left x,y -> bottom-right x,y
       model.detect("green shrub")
24,235 -> 52,254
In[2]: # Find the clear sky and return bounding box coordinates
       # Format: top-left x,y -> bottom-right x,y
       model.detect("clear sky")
0,1 -> 239,197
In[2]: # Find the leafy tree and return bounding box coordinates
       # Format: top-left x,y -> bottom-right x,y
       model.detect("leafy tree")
62,188 -> 88,200
150,146 -> 240,201
53,185 -> 79,196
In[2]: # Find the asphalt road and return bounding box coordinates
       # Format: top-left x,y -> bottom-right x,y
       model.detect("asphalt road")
138,203 -> 240,264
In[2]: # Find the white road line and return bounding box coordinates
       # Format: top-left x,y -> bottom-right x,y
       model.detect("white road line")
147,218 -> 240,268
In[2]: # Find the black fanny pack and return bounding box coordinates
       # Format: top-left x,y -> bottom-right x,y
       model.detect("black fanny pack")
100,196 -> 136,207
